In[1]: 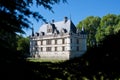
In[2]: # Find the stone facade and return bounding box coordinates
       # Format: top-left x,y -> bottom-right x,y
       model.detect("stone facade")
30,17 -> 87,60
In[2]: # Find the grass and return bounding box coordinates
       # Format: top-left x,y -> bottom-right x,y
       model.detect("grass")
27,58 -> 65,63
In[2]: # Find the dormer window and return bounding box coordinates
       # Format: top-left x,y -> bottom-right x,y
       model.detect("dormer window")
60,28 -> 67,36
60,30 -> 64,36
40,32 -> 45,36
47,25 -> 52,33
47,29 -> 52,33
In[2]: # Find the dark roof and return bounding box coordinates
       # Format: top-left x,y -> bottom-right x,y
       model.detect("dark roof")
38,19 -> 77,35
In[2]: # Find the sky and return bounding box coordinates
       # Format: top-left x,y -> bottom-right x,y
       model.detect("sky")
24,0 -> 120,36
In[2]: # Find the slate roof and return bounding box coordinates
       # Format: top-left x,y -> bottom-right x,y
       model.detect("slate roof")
38,19 -> 77,35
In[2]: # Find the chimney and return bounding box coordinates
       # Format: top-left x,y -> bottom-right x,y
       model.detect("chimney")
52,19 -> 55,23
64,16 -> 68,23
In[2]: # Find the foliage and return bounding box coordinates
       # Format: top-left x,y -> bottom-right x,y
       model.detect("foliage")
17,35 -> 30,57
114,21 -> 120,33
0,0 -> 67,80
95,14 -> 120,43
77,16 -> 101,47
0,0 -> 67,50
77,14 -> 120,47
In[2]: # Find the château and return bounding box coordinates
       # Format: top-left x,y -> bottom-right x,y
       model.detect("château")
30,17 -> 87,60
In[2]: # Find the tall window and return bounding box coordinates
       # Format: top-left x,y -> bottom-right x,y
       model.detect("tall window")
55,47 -> 57,51
35,41 -> 37,46
35,47 -> 38,51
46,47 -> 51,51
41,47 -> 43,51
62,38 -> 65,44
47,25 -> 52,33
46,39 -> 51,45
76,39 -> 79,44
70,39 -> 72,43
55,39 -> 57,44
62,46 -> 65,51
77,46 -> 79,51
41,40 -> 43,45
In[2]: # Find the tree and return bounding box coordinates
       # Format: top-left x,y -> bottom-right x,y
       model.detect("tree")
77,16 -> 101,47
0,0 -> 67,50
17,35 -> 30,57
114,21 -> 120,33
77,14 -> 120,47
0,1 -> 67,79
95,14 -> 120,44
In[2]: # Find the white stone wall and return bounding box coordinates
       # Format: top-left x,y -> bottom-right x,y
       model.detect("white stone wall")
30,33 -> 87,60
38,52 -> 70,60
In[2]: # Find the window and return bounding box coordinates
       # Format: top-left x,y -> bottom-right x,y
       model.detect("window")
47,29 -> 52,33
70,39 -> 72,43
77,39 -> 79,44
46,39 -> 51,45
62,46 -> 65,51
41,47 -> 43,51
77,46 -> 79,51
55,47 -> 57,51
54,33 -> 57,37
47,25 -> 52,33
41,40 -> 43,45
35,47 -> 38,51
35,41 -> 37,45
62,38 -> 65,44
46,47 -> 51,51
60,32 -> 64,36
55,39 -> 57,44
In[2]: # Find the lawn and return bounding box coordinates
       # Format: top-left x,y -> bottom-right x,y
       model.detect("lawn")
27,58 -> 65,63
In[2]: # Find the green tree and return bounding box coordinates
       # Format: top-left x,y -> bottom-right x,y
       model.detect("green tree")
77,16 -> 101,47
17,35 -> 30,57
114,15 -> 120,33
95,27 -> 105,44
0,0 -> 66,50
95,14 -> 120,43
114,22 -> 120,33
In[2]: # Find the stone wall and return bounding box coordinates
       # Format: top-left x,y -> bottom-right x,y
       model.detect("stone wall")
30,33 -> 87,60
